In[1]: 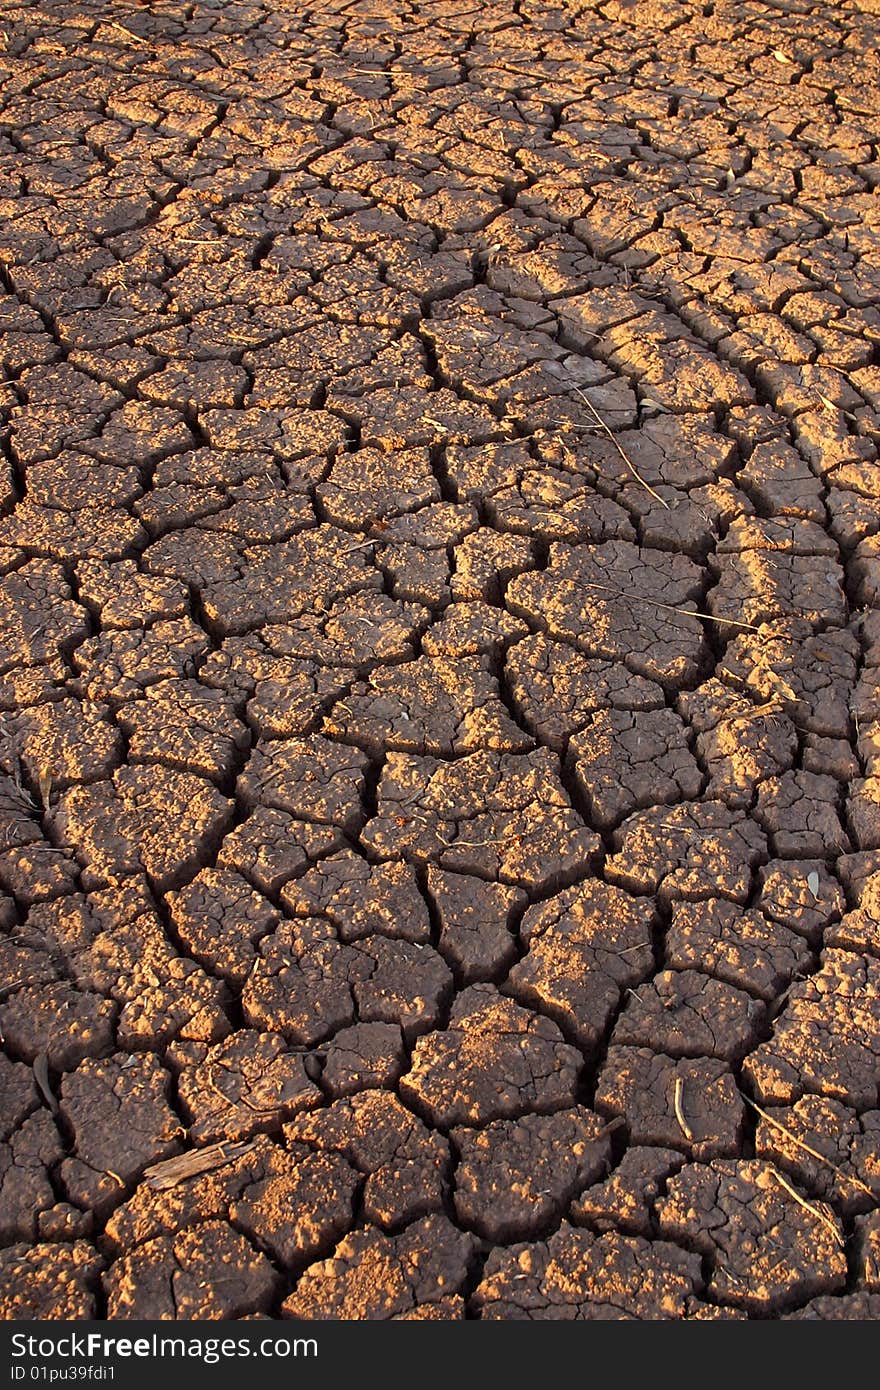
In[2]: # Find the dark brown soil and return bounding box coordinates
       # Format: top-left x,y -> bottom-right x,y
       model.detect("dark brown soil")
0,0 -> 878,1323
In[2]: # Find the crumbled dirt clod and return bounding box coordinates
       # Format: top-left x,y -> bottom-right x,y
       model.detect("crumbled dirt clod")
452,1107 -> 612,1241
656,1159 -> 847,1315
281,1214 -> 476,1320
104,1222 -> 280,1319
400,985 -> 582,1127
0,1241 -> 103,1320
473,1224 -> 715,1320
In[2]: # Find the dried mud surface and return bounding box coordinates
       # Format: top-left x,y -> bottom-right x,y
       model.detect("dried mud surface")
1,0 -> 879,1323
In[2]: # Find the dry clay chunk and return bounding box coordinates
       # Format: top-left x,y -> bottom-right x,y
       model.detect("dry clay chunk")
451,527 -> 534,603
52,765 -> 232,892
754,770 -> 850,858
0,979 -> 116,1071
571,1147 -> 685,1237
426,867 -> 525,983
855,1211 -> 880,1289
0,1110 -> 64,1241
323,653 -> 531,756
394,1297 -> 465,1320
0,838 -> 80,906
452,1108 -> 612,1241
237,736 -> 368,831
679,678 -> 797,809
285,1089 -> 449,1229
230,1146 -> 361,1271
849,777 -> 880,851
217,807 -> 342,896
755,1095 -> 880,1216
24,877 -> 229,1051
506,540 -> 707,686
362,748 -> 599,891
445,438 -> 635,544
743,950 -> 880,1109
71,618 -> 210,704
59,1053 -> 184,1217
611,969 -> 766,1063
280,851 -> 431,943
505,631 -> 664,751
422,602 -> 528,659
720,623 -> 858,740
350,385 -> 499,452
118,679 -> 249,782
104,1222 -> 280,1319
74,558 -> 188,629
177,1031 -> 321,1143
197,526 -> 384,637
282,1214 -> 475,1320
400,984 -> 582,1127
243,917 -> 452,1045
0,1054 -> 39,1141
606,800 -> 766,904
785,1293 -> 880,1320
320,1021 -> 407,1097
473,1224 -> 715,1320
0,560 -> 89,682
828,903 -> 880,958
104,1136 -> 289,1250
600,315 -> 752,413
10,698 -> 122,789
0,1241 -> 102,1319
316,445 -> 438,528
507,879 -> 656,1051
105,1134 -> 358,1271
167,867 -> 280,986
656,1159 -> 847,1315
4,502 -> 144,565
596,1047 -> 746,1159
757,858 -> 845,943
665,898 -> 813,1001
708,547 -> 845,630
201,593 -> 425,714
569,706 -> 703,829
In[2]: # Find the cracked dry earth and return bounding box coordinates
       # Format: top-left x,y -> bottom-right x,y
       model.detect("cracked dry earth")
1,0 -> 880,1327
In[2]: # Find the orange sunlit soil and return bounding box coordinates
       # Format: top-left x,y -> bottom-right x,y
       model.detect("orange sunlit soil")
1,0 -> 879,1322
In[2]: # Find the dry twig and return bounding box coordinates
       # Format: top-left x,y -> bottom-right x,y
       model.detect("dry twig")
673,1075 -> 694,1142
144,1140 -> 257,1191
579,580 -> 763,632
571,386 -> 670,509
745,1096 -> 875,1200
770,1167 -> 844,1247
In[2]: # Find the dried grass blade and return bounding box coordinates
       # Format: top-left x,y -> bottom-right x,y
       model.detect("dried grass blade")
770,1168 -> 844,1247
673,1075 -> 694,1142
580,580 -> 762,632
745,1096 -> 875,1200
572,386 -> 670,509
